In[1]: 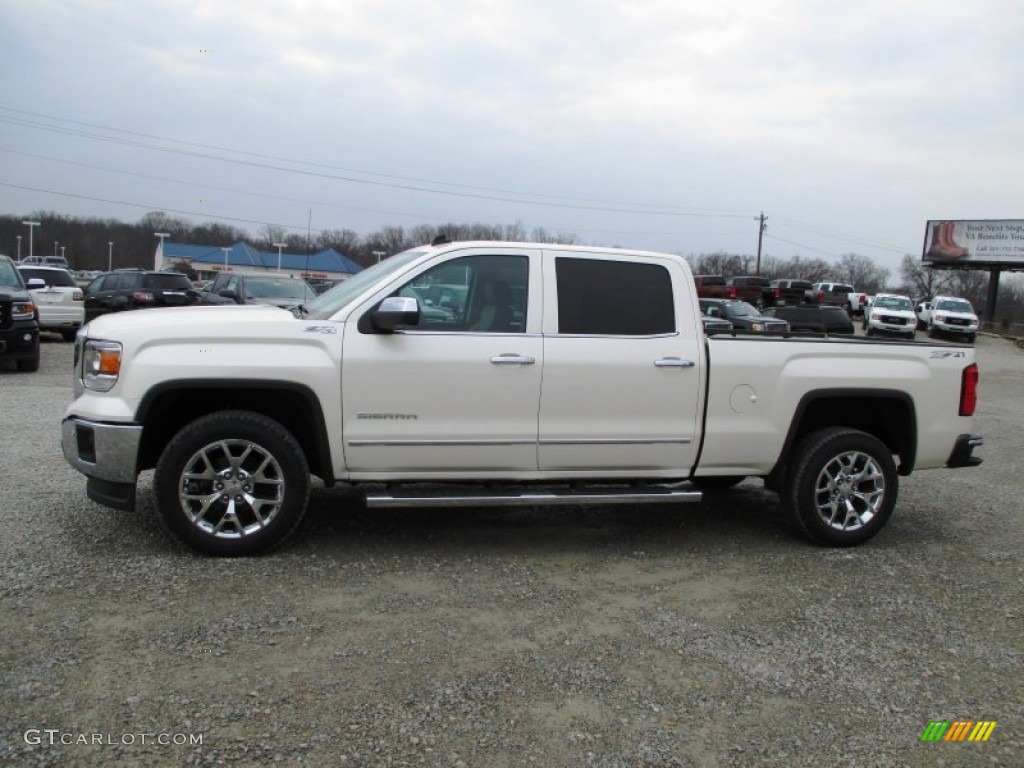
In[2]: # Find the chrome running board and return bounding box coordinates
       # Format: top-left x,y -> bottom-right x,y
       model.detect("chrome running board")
362,483 -> 702,509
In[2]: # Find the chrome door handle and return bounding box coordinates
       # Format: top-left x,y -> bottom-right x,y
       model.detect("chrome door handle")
654,358 -> 696,368
490,354 -> 536,365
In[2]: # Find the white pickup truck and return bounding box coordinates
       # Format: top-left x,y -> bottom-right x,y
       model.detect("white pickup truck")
62,240 -> 983,555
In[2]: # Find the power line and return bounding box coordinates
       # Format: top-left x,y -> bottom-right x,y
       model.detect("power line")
0,106 -> 754,219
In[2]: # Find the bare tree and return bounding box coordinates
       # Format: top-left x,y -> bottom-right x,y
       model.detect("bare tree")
834,253 -> 889,294
898,254 -> 950,301
257,223 -> 288,249
691,251 -> 745,276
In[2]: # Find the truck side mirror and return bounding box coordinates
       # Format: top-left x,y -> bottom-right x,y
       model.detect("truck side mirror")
367,296 -> 420,333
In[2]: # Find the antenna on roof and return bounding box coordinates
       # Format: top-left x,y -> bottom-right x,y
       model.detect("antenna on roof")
431,233 -> 452,246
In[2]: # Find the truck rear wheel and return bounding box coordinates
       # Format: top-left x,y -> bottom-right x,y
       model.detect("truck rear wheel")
153,410 -> 311,556
782,427 -> 897,546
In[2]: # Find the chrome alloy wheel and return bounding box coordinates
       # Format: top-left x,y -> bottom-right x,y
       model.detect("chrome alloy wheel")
178,439 -> 285,539
813,450 -> 886,531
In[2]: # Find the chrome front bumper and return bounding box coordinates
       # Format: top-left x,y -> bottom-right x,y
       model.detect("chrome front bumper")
61,417 -> 143,483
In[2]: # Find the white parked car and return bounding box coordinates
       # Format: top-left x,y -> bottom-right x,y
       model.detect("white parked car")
916,296 -> 979,343
863,293 -> 916,339
17,265 -> 85,341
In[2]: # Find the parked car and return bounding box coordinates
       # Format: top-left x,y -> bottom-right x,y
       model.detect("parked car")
17,265 -> 85,341
700,314 -> 735,334
810,282 -> 868,315
19,255 -> 70,269
698,298 -> 790,333
769,278 -> 814,306
863,293 -> 916,339
0,254 -> 41,371
726,275 -> 773,308
82,269 -> 200,322
694,275 -> 764,306
762,305 -> 854,334
915,296 -> 979,342
197,272 -> 317,310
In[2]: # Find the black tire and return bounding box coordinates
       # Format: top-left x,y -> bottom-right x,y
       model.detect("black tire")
781,427 -> 897,547
905,330 -> 915,340
61,329 -> 78,342
927,324 -> 937,339
691,475 -> 746,492
966,333 -> 976,344
17,351 -> 40,372
153,410 -> 311,555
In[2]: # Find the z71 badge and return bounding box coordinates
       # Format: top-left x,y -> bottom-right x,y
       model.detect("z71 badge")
929,350 -> 966,358
303,325 -> 338,335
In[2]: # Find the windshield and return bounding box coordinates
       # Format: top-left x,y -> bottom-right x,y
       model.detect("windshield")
304,249 -> 427,319
0,260 -> 24,288
19,267 -> 77,287
725,301 -> 760,318
936,299 -> 973,313
875,296 -> 912,310
246,277 -> 315,301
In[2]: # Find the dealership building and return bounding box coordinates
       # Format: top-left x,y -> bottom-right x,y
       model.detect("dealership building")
155,241 -> 363,281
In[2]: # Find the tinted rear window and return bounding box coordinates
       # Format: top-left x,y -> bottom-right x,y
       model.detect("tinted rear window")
19,268 -> 77,287
143,273 -> 193,289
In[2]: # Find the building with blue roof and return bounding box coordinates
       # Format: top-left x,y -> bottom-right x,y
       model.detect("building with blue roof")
156,241 -> 362,280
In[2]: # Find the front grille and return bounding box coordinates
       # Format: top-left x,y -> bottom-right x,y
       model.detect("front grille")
946,317 -> 970,326
879,315 -> 907,325
0,299 -> 11,330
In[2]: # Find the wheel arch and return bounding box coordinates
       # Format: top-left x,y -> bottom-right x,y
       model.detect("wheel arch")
768,389 -> 917,484
135,380 -> 333,484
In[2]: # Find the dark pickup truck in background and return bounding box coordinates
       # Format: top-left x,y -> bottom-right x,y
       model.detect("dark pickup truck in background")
694,275 -> 765,306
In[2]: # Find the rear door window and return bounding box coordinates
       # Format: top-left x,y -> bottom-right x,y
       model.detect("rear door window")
556,258 -> 675,335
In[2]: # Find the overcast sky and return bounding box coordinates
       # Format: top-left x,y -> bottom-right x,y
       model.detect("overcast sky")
2,0 -> 1021,273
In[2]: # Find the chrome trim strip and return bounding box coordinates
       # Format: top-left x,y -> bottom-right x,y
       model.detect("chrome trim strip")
540,437 -> 692,445
365,488 -> 702,509
348,438 -> 537,447
348,437 -> 692,447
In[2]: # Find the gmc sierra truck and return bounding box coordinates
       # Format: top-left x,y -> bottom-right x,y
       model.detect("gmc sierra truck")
62,241 -> 983,555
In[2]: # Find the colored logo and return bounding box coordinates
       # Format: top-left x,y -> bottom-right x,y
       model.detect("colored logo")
920,720 -> 996,742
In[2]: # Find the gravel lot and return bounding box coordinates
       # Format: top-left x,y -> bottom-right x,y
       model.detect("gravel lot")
1,333 -> 1021,767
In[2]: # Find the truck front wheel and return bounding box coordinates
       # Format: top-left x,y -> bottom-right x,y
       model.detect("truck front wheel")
153,410 -> 311,556
782,427 -> 897,546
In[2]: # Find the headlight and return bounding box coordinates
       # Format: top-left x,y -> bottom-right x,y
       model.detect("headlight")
935,314 -> 946,322
82,340 -> 122,392
750,322 -> 764,331
12,300 -> 35,320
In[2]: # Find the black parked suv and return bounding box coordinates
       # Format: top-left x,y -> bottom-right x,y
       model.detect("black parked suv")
82,269 -> 200,322
0,254 -> 41,371
762,305 -> 854,334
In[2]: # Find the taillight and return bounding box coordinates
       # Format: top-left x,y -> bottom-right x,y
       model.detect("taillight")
817,291 -> 825,303
728,287 -> 737,299
959,363 -> 978,416
131,291 -> 155,303
73,290 -> 84,301
773,288 -> 781,298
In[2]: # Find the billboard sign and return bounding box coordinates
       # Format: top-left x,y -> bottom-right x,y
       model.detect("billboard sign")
923,219 -> 1024,265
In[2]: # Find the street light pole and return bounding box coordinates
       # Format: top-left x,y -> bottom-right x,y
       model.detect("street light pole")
273,242 -> 287,272
22,220 -> 40,260
154,232 -> 170,272
222,247 -> 231,271
16,236 -> 21,260
108,241 -> 114,272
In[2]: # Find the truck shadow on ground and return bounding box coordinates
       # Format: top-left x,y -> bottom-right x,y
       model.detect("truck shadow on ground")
296,481 -> 798,556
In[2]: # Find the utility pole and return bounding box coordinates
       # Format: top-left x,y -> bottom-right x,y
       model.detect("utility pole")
755,212 -> 767,274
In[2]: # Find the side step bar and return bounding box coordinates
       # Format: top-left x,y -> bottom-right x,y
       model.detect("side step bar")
363,483 -> 703,509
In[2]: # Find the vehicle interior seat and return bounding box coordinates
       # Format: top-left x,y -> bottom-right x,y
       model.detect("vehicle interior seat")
471,280 -> 515,332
